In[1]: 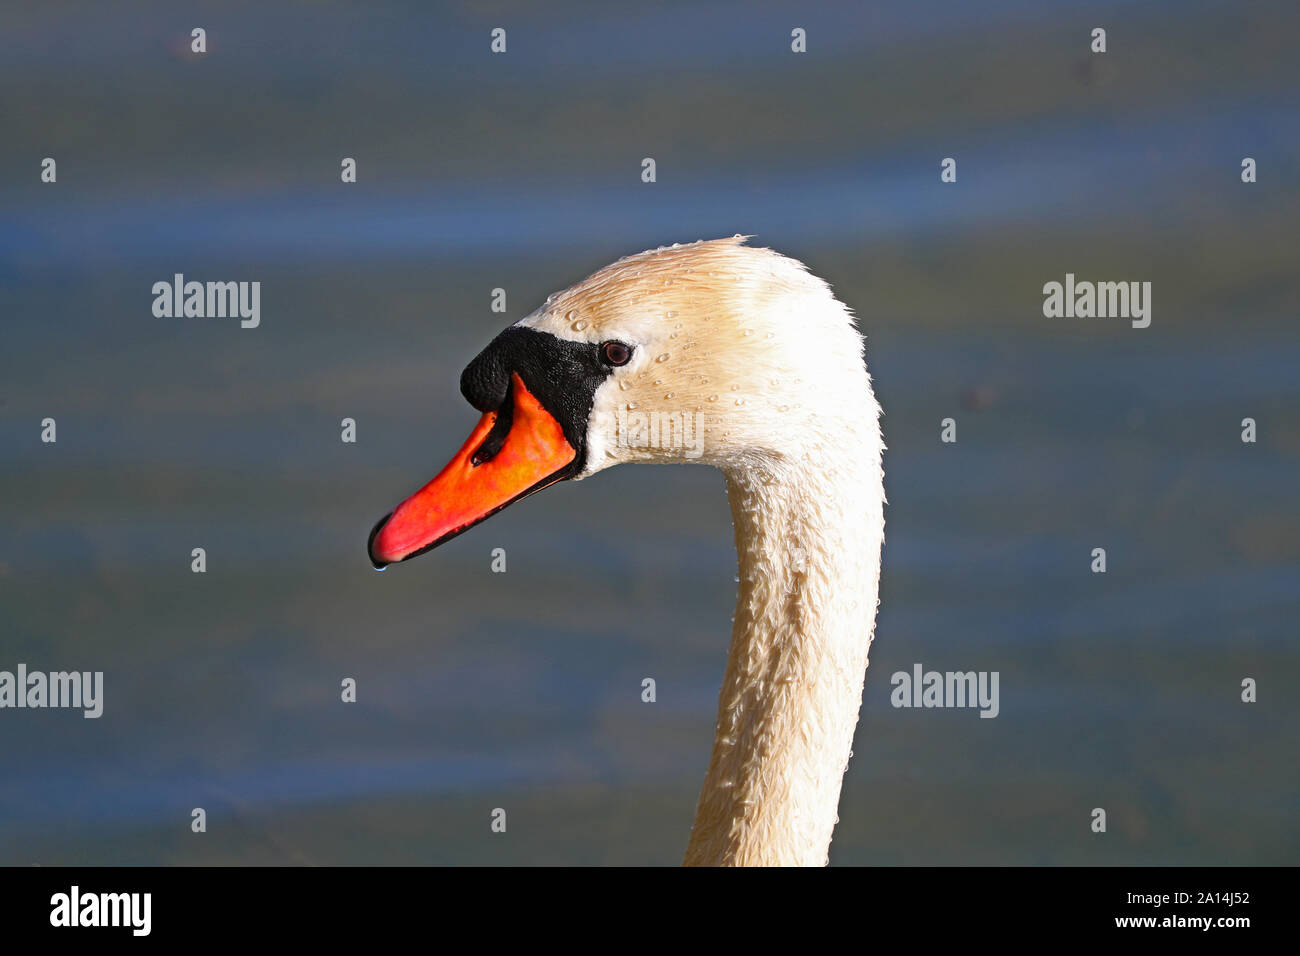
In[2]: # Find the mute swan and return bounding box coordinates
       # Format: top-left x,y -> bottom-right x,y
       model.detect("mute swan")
368,237 -> 885,866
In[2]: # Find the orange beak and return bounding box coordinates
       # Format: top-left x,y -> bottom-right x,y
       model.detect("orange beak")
368,373 -> 577,567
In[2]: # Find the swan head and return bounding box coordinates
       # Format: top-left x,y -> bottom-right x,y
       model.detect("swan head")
368,236 -> 877,567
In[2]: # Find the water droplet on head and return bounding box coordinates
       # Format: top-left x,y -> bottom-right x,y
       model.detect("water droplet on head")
708,394 -> 718,402
655,353 -> 669,363
735,398 -> 745,406
664,392 -> 675,400
626,401 -> 639,410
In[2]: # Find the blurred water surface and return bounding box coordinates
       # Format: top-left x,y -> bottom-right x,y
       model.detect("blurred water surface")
1,0 -> 1297,864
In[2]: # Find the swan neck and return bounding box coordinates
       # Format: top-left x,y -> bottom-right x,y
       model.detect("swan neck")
684,451 -> 883,866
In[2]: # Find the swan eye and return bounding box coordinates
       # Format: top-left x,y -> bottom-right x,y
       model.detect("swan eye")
600,341 -> 633,367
